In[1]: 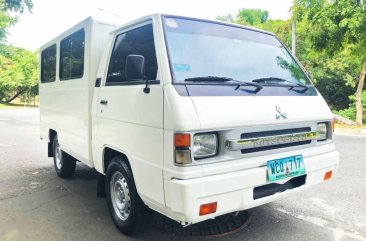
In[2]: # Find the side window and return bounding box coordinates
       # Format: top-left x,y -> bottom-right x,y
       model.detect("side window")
60,29 -> 85,80
41,45 -> 57,83
106,24 -> 158,84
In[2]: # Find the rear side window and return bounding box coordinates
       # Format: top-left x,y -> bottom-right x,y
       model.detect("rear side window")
60,29 -> 85,80
41,45 -> 57,83
106,24 -> 158,84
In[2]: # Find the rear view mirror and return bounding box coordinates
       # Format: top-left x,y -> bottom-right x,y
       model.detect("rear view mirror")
125,55 -> 150,94
125,55 -> 145,80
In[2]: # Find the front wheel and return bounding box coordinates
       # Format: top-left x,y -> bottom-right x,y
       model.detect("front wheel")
106,156 -> 150,235
53,136 -> 76,178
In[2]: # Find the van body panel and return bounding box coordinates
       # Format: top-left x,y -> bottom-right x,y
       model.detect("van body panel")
163,85 -> 201,131
189,95 -> 333,130
40,19 -> 91,166
39,17 -> 118,167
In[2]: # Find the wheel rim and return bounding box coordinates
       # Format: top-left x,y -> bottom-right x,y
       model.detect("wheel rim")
110,171 -> 131,221
55,142 -> 62,170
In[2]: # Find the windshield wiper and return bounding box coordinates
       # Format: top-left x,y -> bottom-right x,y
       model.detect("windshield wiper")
251,77 -> 309,92
184,76 -> 263,93
184,76 -> 233,82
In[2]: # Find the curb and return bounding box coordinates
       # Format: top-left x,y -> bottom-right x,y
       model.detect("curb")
334,128 -> 366,136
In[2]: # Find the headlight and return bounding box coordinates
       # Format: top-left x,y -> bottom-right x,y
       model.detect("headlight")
317,123 -> 328,141
193,133 -> 218,159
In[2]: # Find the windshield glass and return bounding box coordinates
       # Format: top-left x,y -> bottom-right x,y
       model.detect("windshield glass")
163,17 -> 311,86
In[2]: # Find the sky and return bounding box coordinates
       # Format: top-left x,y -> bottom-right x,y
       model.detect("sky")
7,0 -> 293,51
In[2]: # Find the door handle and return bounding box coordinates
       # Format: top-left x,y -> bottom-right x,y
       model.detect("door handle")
100,100 -> 108,105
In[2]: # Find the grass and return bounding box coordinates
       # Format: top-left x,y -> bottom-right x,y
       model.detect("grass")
335,123 -> 358,129
335,123 -> 366,129
0,103 -> 38,109
0,103 -> 11,109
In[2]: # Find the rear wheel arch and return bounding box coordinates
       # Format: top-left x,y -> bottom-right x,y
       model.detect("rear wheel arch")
52,135 -> 76,178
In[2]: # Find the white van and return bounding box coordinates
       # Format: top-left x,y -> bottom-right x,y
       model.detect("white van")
39,14 -> 340,235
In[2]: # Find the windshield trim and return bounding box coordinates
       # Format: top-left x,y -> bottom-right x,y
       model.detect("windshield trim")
161,15 -> 313,86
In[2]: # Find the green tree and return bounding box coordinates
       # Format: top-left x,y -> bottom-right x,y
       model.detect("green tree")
336,91 -> 366,123
216,14 -> 234,22
236,8 -> 269,25
293,0 -> 366,126
0,0 -> 35,103
0,0 -> 33,40
0,44 -> 38,103
217,9 -> 292,46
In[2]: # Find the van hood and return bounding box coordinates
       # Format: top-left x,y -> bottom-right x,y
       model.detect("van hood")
190,96 -> 333,129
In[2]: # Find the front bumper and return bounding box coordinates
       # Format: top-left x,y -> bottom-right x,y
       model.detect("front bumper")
164,150 -> 339,224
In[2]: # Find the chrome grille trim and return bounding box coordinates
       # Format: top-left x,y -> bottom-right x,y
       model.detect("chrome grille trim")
225,131 -> 317,151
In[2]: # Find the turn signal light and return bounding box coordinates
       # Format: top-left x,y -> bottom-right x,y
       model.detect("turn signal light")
174,133 -> 191,147
199,202 -> 217,216
324,171 -> 332,180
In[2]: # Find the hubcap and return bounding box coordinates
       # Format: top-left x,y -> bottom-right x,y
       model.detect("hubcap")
55,143 -> 62,170
110,171 -> 131,221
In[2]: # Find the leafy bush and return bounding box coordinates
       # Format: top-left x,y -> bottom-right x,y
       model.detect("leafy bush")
335,91 -> 366,122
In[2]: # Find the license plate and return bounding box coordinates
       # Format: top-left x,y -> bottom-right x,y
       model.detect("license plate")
267,155 -> 305,182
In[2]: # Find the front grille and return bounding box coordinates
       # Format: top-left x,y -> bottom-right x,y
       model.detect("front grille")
240,127 -> 311,139
240,127 -> 312,154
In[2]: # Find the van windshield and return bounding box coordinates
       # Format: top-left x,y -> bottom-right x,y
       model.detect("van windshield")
163,17 -> 311,87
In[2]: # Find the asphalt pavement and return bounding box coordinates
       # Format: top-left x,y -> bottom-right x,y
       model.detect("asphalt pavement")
0,108 -> 365,241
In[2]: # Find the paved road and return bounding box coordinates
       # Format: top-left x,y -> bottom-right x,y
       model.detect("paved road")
0,108 -> 365,241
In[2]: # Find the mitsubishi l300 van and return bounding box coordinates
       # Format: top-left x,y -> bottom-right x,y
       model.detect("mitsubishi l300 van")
39,14 -> 340,235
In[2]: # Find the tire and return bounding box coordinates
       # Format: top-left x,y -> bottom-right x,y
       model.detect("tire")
53,135 -> 76,178
106,156 -> 150,235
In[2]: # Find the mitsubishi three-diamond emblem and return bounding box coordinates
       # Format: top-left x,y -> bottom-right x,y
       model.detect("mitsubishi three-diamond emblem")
276,105 -> 287,119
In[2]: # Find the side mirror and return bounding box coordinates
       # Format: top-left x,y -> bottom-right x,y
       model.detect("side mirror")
125,55 -> 150,94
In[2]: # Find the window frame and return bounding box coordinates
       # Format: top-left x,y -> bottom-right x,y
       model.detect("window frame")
59,29 -> 85,81
105,22 -> 159,87
40,44 -> 57,84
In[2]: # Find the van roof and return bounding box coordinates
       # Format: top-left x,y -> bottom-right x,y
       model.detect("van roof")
40,16 -> 119,50
40,13 -> 275,50
112,13 -> 274,36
